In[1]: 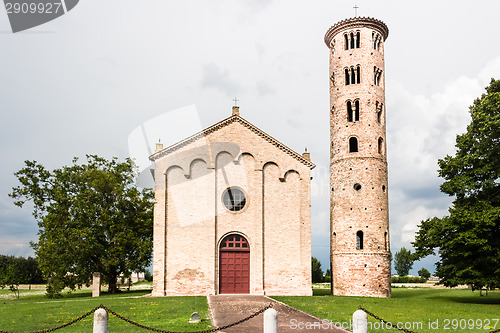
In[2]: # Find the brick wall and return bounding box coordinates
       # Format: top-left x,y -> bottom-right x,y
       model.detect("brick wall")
326,17 -> 392,297
151,118 -> 313,296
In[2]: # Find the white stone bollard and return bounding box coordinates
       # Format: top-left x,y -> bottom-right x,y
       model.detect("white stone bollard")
264,308 -> 278,333
353,309 -> 368,333
93,308 -> 108,333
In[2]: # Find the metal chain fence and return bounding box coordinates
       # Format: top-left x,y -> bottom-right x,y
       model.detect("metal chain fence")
359,305 -> 500,333
0,305 -> 101,333
102,303 -> 273,333
358,305 -> 419,333
0,303 -> 273,333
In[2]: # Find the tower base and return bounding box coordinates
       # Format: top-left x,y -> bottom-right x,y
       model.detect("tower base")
332,252 -> 391,298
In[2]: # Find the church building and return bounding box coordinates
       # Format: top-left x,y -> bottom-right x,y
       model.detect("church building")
149,106 -> 314,296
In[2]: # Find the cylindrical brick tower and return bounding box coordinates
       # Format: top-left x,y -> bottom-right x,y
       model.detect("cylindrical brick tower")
325,17 -> 391,297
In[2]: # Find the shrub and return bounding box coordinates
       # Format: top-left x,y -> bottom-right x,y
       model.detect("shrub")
418,268 -> 431,280
391,276 -> 427,283
144,270 -> 153,282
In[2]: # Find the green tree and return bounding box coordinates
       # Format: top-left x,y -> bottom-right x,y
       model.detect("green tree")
24,256 -> 45,288
417,267 -> 431,280
413,79 -> 500,290
0,255 -> 39,298
394,247 -> 413,276
311,257 -> 323,283
324,268 -> 331,282
10,155 -> 154,295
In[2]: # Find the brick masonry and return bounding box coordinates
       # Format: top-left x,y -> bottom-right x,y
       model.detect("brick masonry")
149,112 -> 314,296
325,17 -> 392,297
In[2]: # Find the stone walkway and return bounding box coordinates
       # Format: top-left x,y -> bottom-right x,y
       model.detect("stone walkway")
208,295 -> 351,333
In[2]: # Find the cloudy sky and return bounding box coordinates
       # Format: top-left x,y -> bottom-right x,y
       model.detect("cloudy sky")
1,0 -> 500,275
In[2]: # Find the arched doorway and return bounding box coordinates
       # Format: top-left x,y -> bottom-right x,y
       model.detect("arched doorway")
219,234 -> 250,294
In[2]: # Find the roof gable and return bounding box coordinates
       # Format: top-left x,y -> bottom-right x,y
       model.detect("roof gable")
149,115 -> 315,169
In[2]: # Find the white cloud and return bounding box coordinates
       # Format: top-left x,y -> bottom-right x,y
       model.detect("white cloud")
386,55 -> 500,250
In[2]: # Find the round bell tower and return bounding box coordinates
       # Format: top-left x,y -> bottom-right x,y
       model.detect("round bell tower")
325,17 -> 391,297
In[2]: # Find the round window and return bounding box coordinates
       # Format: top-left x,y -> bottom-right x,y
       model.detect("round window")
222,188 -> 246,212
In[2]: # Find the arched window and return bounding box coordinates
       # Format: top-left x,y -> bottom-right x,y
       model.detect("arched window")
345,68 -> 350,85
344,34 -> 349,50
220,234 -> 249,249
374,68 -> 383,86
354,100 -> 360,121
373,32 -> 381,50
376,102 -> 383,123
356,231 -> 364,250
384,232 -> 388,251
356,31 -> 361,48
378,137 -> 383,154
356,66 -> 361,84
333,232 -> 337,251
351,68 -> 356,84
330,72 -> 335,86
347,101 -> 353,122
349,137 -> 358,153
350,32 -> 355,49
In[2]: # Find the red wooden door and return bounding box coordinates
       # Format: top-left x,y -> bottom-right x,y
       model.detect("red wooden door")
219,235 -> 250,294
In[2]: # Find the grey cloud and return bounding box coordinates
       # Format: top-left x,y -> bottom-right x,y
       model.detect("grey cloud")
256,80 -> 275,96
200,63 -> 241,97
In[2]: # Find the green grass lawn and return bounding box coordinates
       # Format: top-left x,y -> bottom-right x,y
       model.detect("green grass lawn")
0,288 -> 211,332
273,287 -> 500,333
2,286 -> 500,333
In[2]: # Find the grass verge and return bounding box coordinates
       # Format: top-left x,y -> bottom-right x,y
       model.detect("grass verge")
0,289 -> 211,332
273,288 -> 500,333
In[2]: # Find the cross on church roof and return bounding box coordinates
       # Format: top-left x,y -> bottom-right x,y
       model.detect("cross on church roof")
353,5 -> 359,17
233,97 -> 239,107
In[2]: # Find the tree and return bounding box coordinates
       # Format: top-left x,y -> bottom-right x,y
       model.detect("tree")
413,79 -> 500,290
394,247 -> 413,276
24,256 -> 45,288
418,268 -> 431,280
0,255 -> 24,299
0,255 -> 43,298
324,268 -> 332,282
10,155 -> 154,295
311,257 -> 323,283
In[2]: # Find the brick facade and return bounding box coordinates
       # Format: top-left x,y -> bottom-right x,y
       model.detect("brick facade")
149,110 -> 314,296
325,17 -> 392,297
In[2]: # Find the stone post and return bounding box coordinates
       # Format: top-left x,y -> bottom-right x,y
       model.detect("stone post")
353,309 -> 368,333
93,308 -> 108,333
92,272 -> 101,297
264,308 -> 278,333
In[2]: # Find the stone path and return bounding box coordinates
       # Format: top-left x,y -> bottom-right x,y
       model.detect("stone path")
208,295 -> 351,333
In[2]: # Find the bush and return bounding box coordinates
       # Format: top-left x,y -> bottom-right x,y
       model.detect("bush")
144,270 -> 153,282
45,276 -> 64,298
391,276 -> 427,283
418,268 -> 431,280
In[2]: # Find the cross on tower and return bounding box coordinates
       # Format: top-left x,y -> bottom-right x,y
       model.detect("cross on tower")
233,97 -> 239,107
353,5 -> 359,17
